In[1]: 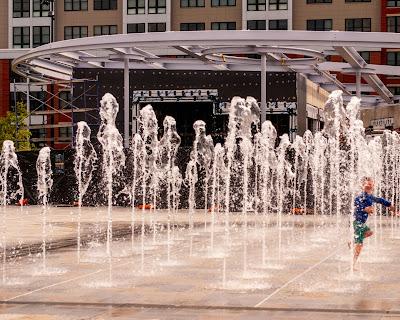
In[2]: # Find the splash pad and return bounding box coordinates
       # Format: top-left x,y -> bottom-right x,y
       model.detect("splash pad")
1,91 -> 400,319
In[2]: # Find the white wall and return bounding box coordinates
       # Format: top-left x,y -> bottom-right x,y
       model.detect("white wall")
242,0 -> 293,30
8,0 -> 52,48
122,0 -> 171,33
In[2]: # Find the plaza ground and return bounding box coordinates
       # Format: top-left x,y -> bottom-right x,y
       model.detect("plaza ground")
0,206 -> 400,319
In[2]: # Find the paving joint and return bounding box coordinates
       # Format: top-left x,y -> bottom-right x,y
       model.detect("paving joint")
0,300 -> 399,315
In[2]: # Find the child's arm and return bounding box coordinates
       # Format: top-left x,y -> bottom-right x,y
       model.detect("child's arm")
365,206 -> 374,215
372,196 -> 391,208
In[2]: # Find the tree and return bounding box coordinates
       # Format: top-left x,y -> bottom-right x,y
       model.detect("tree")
0,101 -> 32,151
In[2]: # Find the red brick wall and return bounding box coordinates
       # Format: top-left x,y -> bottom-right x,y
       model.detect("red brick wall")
0,59 -> 10,117
382,0 -> 400,33
380,0 -> 400,87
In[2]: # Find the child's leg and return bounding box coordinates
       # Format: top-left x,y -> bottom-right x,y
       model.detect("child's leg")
352,222 -> 367,268
353,243 -> 363,268
364,230 -> 373,238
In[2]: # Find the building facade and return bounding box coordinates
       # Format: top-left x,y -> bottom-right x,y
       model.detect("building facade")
293,0 -> 383,86
171,1 -> 243,31
0,0 -> 399,149
293,0 -> 381,32
360,0 -> 400,132
293,0 -> 400,133
381,0 -> 400,96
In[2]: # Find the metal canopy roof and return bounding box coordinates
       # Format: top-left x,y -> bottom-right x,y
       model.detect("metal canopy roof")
11,30 -> 400,108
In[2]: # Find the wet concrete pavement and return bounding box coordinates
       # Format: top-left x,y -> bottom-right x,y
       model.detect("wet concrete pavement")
1,206 -> 400,319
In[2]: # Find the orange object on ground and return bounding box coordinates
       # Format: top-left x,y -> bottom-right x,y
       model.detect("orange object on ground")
208,205 -> 220,212
17,198 -> 28,206
138,204 -> 153,210
292,208 -> 304,215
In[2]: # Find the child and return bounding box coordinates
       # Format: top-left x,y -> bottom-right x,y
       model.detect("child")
352,177 -> 395,268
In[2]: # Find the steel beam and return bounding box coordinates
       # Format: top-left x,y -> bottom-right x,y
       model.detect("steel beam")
261,54 -> 267,124
363,74 -> 393,103
322,83 -> 374,92
334,46 -> 367,69
10,31 -> 400,109
173,45 -> 230,70
334,46 -> 393,103
124,58 -> 130,148
356,70 -> 361,99
56,51 -> 103,68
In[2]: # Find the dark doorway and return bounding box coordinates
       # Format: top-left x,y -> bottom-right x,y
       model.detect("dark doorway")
266,113 -> 290,138
141,101 -> 227,146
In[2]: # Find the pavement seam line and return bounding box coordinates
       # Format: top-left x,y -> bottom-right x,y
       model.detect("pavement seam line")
4,269 -> 104,302
0,300 -> 398,315
4,228 -> 207,302
254,247 -> 339,308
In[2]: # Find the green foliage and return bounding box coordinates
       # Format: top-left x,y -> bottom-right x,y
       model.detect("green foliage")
0,101 -> 32,151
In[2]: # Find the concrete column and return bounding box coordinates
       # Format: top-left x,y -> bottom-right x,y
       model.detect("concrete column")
124,58 -> 130,148
356,70 -> 361,100
132,103 -> 138,134
260,54 -> 267,124
26,78 -> 30,119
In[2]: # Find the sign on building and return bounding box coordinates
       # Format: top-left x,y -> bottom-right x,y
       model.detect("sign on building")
370,117 -> 394,129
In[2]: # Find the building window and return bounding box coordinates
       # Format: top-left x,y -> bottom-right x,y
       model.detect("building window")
359,51 -> 370,64
211,22 -> 236,30
307,19 -> 332,31
59,127 -> 73,139
65,0 -> 88,10
94,25 -> 118,35
148,0 -> 166,13
269,0 -> 287,10
64,26 -> 88,39
31,128 -> 47,141
269,19 -> 288,30
127,23 -> 145,33
247,20 -> 266,30
13,27 -> 30,48
345,18 -> 371,32
13,0 -> 30,18
387,52 -> 400,66
127,0 -> 145,14
30,91 -> 46,111
94,0 -> 117,10
388,0 -> 400,6
59,91 -> 72,109
389,87 -> 400,95
148,23 -> 166,32
181,0 -> 204,7
387,16 -> 400,32
247,0 -> 266,11
33,26 -> 50,47
307,0 -> 331,2
211,0 -> 235,6
180,23 -> 205,31
33,0 -> 50,17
